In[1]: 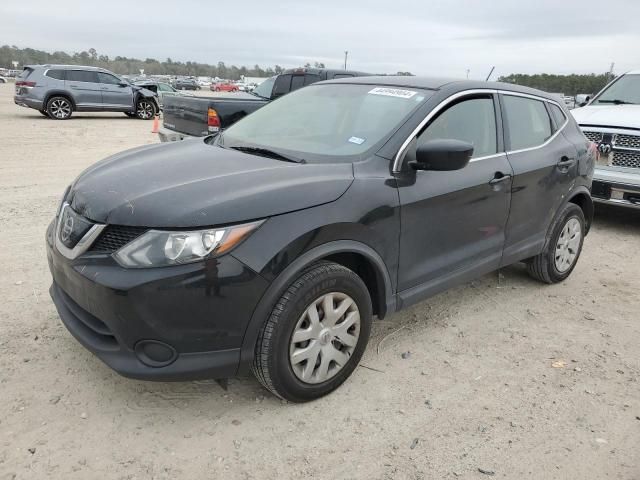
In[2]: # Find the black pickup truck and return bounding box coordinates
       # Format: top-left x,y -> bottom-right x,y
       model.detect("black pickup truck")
159,68 -> 369,141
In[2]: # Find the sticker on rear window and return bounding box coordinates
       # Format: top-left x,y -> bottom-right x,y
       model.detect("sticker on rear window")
348,136 -> 365,145
368,87 -> 417,99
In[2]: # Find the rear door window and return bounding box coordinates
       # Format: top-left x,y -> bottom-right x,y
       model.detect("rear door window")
66,70 -> 99,83
45,69 -> 66,80
333,74 -> 355,79
549,103 -> 567,130
502,95 -> 553,150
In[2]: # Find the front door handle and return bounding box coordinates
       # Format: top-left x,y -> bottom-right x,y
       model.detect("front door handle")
489,172 -> 511,185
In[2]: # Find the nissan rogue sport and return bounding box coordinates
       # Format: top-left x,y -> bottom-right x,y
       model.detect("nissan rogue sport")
46,77 -> 595,402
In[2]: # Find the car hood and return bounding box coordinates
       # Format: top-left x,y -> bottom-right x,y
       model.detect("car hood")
131,85 -> 157,97
571,104 -> 640,130
68,139 -> 354,228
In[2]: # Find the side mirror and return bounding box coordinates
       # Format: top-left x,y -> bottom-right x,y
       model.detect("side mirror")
119,82 -> 129,87
409,139 -> 474,171
575,94 -> 590,107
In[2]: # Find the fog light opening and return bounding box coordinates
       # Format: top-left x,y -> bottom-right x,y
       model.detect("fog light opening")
134,340 -> 177,368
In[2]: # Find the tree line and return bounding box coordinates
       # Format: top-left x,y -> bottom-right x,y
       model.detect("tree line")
0,45 -> 294,79
1,45 -> 613,92
497,73 -> 613,96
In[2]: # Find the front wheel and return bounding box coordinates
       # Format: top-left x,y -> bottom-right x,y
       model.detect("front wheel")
252,262 -> 372,402
527,203 -> 585,284
135,99 -> 157,120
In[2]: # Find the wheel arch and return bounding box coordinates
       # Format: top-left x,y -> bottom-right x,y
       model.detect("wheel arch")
44,91 -> 76,109
237,240 -> 396,375
567,187 -> 594,234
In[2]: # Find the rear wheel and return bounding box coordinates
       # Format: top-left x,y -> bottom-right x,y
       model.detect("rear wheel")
135,99 -> 156,120
46,96 -> 73,120
252,262 -> 372,402
527,203 -> 585,284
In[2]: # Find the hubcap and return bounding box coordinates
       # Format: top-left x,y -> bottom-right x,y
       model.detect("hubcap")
555,217 -> 581,273
137,102 -> 153,119
289,292 -> 360,384
50,99 -> 70,118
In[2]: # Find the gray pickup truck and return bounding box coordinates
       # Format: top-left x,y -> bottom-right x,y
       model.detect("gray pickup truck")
158,68 -> 369,142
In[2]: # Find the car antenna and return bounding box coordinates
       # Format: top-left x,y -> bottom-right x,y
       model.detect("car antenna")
485,66 -> 495,82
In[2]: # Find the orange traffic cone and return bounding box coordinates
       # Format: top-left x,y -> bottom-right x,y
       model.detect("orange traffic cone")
151,114 -> 159,134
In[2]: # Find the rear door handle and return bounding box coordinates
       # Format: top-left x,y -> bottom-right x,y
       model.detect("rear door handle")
489,172 -> 511,185
557,156 -> 576,171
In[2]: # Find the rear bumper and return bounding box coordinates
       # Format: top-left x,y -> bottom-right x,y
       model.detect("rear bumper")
592,167 -> 640,209
157,125 -> 192,143
14,96 -> 43,110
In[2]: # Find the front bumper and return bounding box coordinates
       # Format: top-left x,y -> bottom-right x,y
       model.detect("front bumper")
46,223 -> 269,380
592,167 -> 640,209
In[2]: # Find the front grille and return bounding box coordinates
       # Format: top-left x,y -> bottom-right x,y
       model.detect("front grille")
583,131 -> 602,142
89,225 -> 148,253
612,150 -> 640,169
615,133 -> 640,149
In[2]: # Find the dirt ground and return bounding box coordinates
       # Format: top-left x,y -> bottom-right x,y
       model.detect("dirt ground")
0,83 -> 638,480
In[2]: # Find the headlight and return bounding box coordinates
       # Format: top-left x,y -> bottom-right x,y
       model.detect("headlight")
113,220 -> 263,268
57,185 -> 71,217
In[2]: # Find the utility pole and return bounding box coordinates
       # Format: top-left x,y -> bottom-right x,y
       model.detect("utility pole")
466,69 -> 470,79
344,51 -> 348,70
608,62 -> 615,79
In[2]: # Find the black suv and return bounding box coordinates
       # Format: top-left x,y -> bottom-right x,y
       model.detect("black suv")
46,77 -> 595,402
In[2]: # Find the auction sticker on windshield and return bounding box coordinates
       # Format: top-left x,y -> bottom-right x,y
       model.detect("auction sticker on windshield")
368,87 -> 417,99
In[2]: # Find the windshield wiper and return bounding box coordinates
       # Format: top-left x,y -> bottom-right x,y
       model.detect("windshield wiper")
597,99 -> 636,105
230,146 -> 304,163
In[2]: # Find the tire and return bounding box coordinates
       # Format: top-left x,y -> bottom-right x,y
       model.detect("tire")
135,98 -> 157,120
124,112 -> 137,118
215,87 -> 220,92
527,203 -> 585,284
46,96 -> 73,120
39,110 -> 49,117
252,261 -> 372,402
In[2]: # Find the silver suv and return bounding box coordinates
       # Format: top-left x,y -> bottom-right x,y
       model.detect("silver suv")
13,65 -> 159,120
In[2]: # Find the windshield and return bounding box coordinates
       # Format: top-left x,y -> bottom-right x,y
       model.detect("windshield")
221,84 -> 430,161
594,74 -> 640,105
252,76 -> 276,98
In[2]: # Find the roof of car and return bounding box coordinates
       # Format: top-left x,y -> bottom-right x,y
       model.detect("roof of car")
283,67 -> 369,76
324,75 -> 561,101
625,69 -> 640,75
31,64 -> 112,72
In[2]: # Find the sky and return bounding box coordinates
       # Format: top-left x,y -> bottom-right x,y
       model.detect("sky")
2,0 -> 639,78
